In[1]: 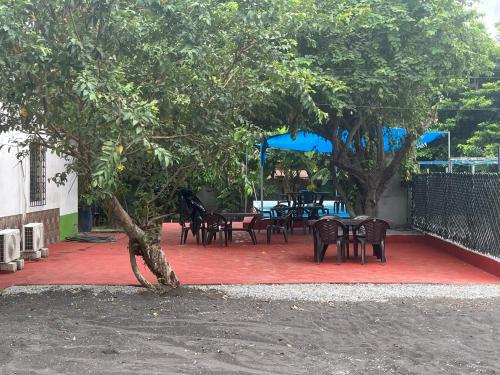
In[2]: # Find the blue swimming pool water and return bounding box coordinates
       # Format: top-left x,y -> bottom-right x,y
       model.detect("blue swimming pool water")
255,200 -> 350,218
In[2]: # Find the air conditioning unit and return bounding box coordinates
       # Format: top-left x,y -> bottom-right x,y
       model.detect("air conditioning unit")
0,229 -> 21,263
23,223 -> 44,252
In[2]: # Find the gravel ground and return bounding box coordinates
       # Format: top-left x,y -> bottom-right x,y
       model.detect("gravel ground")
4,283 -> 500,301
2,284 -> 143,296
194,283 -> 500,302
1,285 -> 499,374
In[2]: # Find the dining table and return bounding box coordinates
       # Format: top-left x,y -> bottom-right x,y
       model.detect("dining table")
307,217 -> 367,259
220,212 -> 259,221
307,218 -> 365,231
217,212 -> 261,231
280,191 -> 330,205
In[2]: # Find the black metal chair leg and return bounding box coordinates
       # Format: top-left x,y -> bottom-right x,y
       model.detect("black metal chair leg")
380,241 -> 386,263
361,242 -> 366,264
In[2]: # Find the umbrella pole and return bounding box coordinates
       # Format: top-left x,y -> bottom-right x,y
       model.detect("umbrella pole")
260,143 -> 264,211
244,149 -> 248,212
260,163 -> 264,211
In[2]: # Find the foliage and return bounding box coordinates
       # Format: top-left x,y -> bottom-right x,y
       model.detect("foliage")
437,52 -> 500,158
415,47 -> 499,175
0,0 -> 297,218
0,0 -> 307,286
0,0 -> 496,223
275,0 -> 496,214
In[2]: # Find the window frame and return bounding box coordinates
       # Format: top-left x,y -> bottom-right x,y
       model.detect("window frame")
29,143 -> 47,207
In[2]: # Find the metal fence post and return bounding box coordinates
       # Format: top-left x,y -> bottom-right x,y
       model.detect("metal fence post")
447,131 -> 452,173
497,146 -> 499,173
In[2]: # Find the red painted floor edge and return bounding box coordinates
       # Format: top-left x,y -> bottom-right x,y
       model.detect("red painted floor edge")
423,234 -> 500,278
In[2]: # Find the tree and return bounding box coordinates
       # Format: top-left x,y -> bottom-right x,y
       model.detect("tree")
436,48 -> 500,160
278,0 -> 495,215
0,0 -> 295,289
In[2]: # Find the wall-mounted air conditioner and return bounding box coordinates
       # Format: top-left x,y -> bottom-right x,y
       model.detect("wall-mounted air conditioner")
23,223 -> 44,252
0,229 -> 21,264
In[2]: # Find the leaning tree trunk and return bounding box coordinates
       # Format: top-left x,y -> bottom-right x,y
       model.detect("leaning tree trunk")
103,195 -> 179,289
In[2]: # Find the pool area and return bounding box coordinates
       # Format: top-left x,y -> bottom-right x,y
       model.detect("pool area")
255,200 -> 350,218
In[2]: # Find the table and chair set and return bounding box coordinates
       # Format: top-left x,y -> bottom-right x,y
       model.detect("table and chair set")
309,216 -> 390,265
180,212 -> 262,247
276,190 -> 347,217
178,189 -> 389,264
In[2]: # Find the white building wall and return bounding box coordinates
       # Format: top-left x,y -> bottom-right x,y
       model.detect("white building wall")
0,131 -> 78,218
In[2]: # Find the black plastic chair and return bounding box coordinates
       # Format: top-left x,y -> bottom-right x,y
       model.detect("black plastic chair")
179,220 -> 201,245
349,215 -> 373,257
267,212 -> 292,244
312,193 -> 329,216
228,214 -> 262,245
277,193 -> 291,207
333,196 -> 346,214
301,190 -> 316,205
271,204 -> 289,218
290,207 -> 310,234
178,189 -> 206,242
202,213 -> 230,247
353,218 -> 390,264
312,218 -> 347,264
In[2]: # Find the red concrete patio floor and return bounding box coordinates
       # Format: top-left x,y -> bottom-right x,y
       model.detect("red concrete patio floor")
1,223 -> 499,288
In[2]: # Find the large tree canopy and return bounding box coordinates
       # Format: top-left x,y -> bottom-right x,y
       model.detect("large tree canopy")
278,0 -> 496,215
0,0 -> 297,288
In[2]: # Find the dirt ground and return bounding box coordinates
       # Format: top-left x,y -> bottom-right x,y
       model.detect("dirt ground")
0,287 -> 499,375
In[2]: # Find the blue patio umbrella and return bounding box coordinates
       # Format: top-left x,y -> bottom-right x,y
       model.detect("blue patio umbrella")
256,128 -> 447,210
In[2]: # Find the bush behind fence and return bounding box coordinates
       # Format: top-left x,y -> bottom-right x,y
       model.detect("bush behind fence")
411,173 -> 500,258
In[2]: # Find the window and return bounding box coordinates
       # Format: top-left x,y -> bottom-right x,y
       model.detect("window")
29,143 -> 46,206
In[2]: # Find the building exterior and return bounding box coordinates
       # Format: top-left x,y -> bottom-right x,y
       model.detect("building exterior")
0,131 -> 78,246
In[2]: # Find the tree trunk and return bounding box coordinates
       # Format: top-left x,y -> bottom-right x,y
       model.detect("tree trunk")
103,195 -> 179,289
283,170 -> 291,193
360,184 -> 378,217
330,130 -> 419,217
330,163 -> 356,217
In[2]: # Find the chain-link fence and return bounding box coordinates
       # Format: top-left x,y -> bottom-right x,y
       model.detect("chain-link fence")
411,173 -> 500,258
